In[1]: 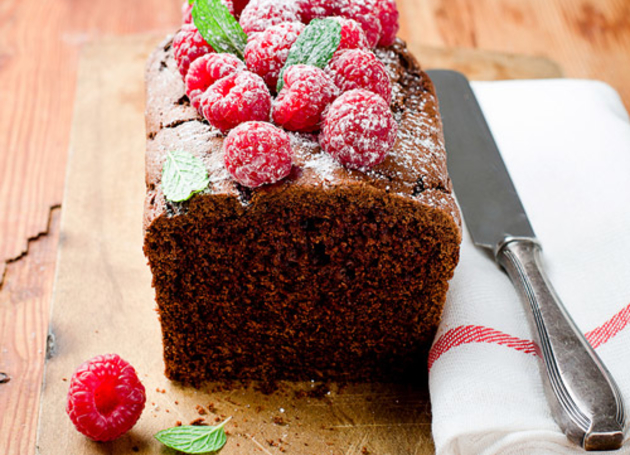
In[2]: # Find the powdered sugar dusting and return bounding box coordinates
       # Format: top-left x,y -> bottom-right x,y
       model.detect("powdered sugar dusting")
245,22 -> 305,90
205,147 -> 231,187
224,121 -> 293,188
172,24 -> 214,77
302,149 -> 339,182
273,65 -> 338,132
149,33 -> 457,217
330,16 -> 369,51
240,0 -> 301,35
320,89 -> 397,169
374,45 -> 403,84
326,48 -> 392,104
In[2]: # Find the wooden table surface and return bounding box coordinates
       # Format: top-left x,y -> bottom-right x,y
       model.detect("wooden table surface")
0,1 -> 629,454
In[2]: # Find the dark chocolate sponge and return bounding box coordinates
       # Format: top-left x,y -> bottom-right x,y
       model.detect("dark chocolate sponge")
143,37 -> 461,386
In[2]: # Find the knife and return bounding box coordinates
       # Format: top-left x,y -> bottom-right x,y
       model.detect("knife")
428,69 -> 626,451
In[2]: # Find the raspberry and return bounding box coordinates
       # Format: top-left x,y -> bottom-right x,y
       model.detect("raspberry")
182,0 -> 235,24
337,0 -> 382,47
330,16 -> 369,51
201,71 -> 272,133
182,2 -> 193,24
326,49 -> 392,104
66,354 -> 146,442
376,0 -> 399,46
239,0 -> 301,35
320,89 -> 397,169
185,53 -> 246,111
224,121 -> 292,188
296,0 -> 338,23
172,24 -> 215,77
273,65 -> 338,132
245,22 -> 305,91
233,0 -> 251,18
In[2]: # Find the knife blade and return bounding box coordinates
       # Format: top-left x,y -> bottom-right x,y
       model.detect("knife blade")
428,69 -> 626,451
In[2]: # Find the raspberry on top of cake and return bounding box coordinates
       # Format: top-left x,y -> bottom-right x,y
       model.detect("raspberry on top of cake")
171,0 -> 405,187
143,0 -> 461,386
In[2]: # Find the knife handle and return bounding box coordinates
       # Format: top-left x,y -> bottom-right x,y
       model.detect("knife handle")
496,238 -> 626,451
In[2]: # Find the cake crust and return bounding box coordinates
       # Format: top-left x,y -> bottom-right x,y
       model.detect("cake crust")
144,37 -> 461,386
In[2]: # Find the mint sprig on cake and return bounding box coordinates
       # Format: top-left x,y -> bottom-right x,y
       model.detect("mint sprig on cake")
276,18 -> 341,92
191,0 -> 247,59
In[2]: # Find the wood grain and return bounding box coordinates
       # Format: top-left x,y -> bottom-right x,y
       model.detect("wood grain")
412,44 -> 562,80
0,207 -> 60,455
34,36 -> 562,455
0,1 -> 180,453
37,35 -> 437,455
0,0 -> 183,279
398,0 -> 630,109
2,0 -> 630,454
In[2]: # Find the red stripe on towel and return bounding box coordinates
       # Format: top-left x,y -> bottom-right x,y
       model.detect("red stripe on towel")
428,302 -> 630,371
428,326 -> 537,371
586,303 -> 630,348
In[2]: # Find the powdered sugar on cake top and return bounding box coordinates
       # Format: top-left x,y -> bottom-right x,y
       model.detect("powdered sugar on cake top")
148,15 -> 454,213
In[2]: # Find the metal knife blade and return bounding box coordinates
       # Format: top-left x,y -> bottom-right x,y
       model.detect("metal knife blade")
428,69 -> 626,451
427,70 -> 534,251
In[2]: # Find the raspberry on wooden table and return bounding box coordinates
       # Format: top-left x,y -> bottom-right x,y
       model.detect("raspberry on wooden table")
239,0 -> 302,35
320,89 -> 397,170
172,24 -> 214,77
182,0 -> 235,24
326,48 -> 392,104
66,354 -> 146,442
245,22 -> 305,91
200,71 -> 272,133
273,65 -> 338,132
223,121 -> 293,188
330,16 -> 369,51
337,0 -> 382,47
375,0 -> 399,46
185,53 -> 246,111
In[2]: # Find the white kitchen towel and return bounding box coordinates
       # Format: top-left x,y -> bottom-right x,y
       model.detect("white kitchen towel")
429,79 -> 630,455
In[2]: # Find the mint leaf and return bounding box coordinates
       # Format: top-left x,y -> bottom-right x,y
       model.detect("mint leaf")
192,0 -> 247,59
277,18 -> 342,92
155,417 -> 231,454
188,0 -> 194,4
162,150 -> 210,203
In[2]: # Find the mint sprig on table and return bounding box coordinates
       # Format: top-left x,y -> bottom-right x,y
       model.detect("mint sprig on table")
276,18 -> 342,92
155,417 -> 231,454
162,150 -> 210,203
192,0 -> 247,60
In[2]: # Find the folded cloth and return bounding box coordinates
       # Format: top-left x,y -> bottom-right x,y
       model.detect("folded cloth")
429,79 -> 630,455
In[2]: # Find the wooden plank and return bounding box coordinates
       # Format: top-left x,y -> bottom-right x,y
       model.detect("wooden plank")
0,0 -> 182,279
34,35 -> 561,455
398,0 -> 630,109
412,44 -> 562,80
36,34 -> 434,455
0,207 -> 60,455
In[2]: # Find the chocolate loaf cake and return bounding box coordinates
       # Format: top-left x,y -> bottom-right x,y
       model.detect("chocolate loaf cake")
143,37 -> 461,386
